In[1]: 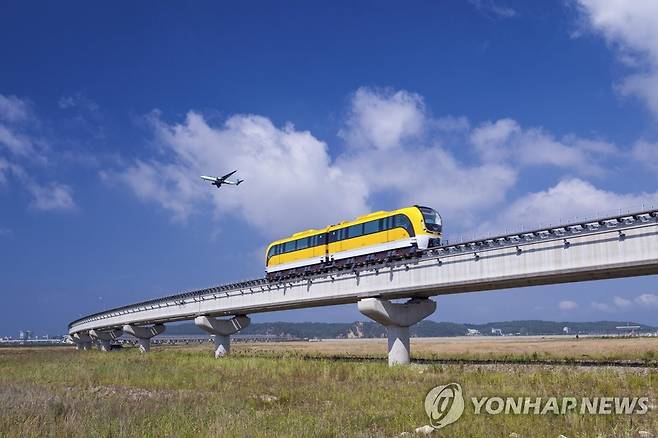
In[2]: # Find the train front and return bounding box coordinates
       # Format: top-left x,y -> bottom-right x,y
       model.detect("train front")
417,205 -> 443,248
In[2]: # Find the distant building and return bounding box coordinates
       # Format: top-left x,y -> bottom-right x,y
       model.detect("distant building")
18,330 -> 32,341
563,326 -> 570,334
466,328 -> 481,336
491,328 -> 503,336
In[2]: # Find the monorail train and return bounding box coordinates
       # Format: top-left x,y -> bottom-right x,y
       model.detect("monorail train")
265,205 -> 442,280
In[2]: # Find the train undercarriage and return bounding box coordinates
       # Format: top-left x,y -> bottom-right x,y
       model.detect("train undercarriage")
265,244 -> 424,282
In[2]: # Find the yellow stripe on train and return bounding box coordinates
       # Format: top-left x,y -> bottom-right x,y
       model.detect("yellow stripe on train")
265,205 -> 442,276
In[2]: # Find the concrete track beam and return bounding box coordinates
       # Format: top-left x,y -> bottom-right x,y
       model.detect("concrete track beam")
195,315 -> 250,357
122,324 -> 165,353
358,298 -> 436,366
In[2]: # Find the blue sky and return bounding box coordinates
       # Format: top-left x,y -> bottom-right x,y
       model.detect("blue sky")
2,1 -> 658,335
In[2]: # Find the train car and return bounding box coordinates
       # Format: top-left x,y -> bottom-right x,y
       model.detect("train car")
265,205 -> 442,280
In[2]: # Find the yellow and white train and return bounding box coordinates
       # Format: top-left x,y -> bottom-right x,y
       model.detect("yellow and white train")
265,205 -> 442,279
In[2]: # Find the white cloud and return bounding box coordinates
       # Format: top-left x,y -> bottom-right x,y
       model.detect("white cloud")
580,294 -> 656,314
27,182 -> 76,211
58,93 -> 99,113
0,94 -> 46,160
0,124 -> 35,156
635,293 -> 658,308
559,300 -> 578,310
112,89 -> 524,235
0,157 -> 8,185
108,111 -> 368,237
469,118 -> 520,162
58,96 -> 76,109
340,88 -> 426,150
339,142 -> 517,218
470,119 -> 617,175
469,0 -> 517,18
1,160 -> 76,211
432,115 -> 470,133
113,87 -> 637,236
337,88 -> 517,220
0,94 -> 36,157
108,160 -> 197,222
613,296 -> 633,308
591,301 -> 615,312
485,178 -> 658,233
576,0 -> 658,118
619,74 -> 658,117
0,94 -> 29,122
631,140 -> 658,170
0,94 -> 76,211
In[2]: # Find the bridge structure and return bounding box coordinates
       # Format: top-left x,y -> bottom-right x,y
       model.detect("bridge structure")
69,209 -> 658,365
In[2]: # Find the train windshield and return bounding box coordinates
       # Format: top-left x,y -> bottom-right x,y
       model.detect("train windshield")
419,207 -> 442,233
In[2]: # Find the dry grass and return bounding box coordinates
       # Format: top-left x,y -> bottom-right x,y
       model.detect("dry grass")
0,343 -> 656,437
231,336 -> 658,362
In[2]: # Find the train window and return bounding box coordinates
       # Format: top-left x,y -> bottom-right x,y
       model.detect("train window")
317,234 -> 326,245
284,240 -> 296,252
393,214 -> 415,237
419,206 -> 443,232
348,224 -> 363,238
364,220 -> 379,235
329,228 -> 353,242
297,237 -> 309,250
267,246 -> 276,260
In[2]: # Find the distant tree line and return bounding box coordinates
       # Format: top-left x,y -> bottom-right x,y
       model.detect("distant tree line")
166,319 -> 656,338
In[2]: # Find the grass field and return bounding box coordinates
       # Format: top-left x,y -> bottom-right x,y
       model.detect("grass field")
233,336 -> 658,363
0,340 -> 656,437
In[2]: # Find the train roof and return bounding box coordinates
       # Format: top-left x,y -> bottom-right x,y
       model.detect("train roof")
266,205 -> 428,248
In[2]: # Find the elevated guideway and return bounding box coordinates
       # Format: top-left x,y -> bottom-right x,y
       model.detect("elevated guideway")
69,208 -> 658,364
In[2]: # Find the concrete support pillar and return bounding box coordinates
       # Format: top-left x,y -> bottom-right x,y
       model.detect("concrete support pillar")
386,324 -> 411,366
122,324 -> 165,353
136,338 -> 150,353
358,297 -> 436,366
89,329 -> 123,352
97,339 -> 111,352
72,333 -> 93,351
213,335 -> 230,357
194,315 -> 250,357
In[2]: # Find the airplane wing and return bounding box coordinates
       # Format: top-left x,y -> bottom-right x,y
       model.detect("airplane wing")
217,170 -> 237,183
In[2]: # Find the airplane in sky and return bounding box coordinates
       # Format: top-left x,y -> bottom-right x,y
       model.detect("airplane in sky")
200,170 -> 244,189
